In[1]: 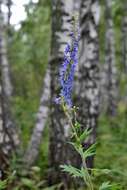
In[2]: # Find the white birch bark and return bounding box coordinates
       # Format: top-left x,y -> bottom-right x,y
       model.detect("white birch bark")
101,0 -> 118,115
75,0 -> 100,168
122,2 -> 127,73
49,0 -> 79,188
23,68 -> 50,166
0,0 -> 19,175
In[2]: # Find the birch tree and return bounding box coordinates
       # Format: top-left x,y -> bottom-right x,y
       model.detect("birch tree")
6,0 -> 12,26
0,0 -> 19,176
101,0 -> 118,115
48,0 -> 76,187
122,1 -> 127,73
24,68 -> 50,166
76,0 -> 100,168
24,0 -> 81,186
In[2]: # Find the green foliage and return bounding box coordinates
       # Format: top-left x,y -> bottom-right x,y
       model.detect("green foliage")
5,0 -> 127,189
94,111 -> 127,189
21,178 -> 36,189
78,126 -> 92,144
60,165 -> 82,178
60,103 -> 117,190
42,183 -> 63,190
99,182 -> 120,190
0,180 -> 7,190
9,0 -> 51,147
6,166 -> 46,190
36,125 -> 49,173
6,0 -> 51,188
83,143 -> 96,159
96,1 -> 127,187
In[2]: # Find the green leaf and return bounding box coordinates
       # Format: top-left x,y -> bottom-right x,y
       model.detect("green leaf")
0,180 -> 7,190
79,128 -> 92,143
91,168 -> 111,176
99,182 -> 112,190
42,183 -> 63,190
21,178 -> 35,189
69,142 -> 84,157
83,143 -> 96,159
80,167 -> 87,182
99,182 -> 117,190
74,121 -> 81,130
60,165 -> 82,178
31,166 -> 41,173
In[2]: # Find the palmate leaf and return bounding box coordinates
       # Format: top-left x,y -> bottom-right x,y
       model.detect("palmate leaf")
60,165 -> 82,178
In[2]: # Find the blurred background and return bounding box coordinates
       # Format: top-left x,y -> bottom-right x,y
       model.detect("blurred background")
0,0 -> 127,189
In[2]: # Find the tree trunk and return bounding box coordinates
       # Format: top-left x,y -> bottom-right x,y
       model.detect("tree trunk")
76,0 -> 100,168
6,0 -> 12,26
24,68 -> 50,166
101,0 -> 118,116
6,0 -> 12,37
0,0 -> 19,177
122,2 -> 127,73
48,0 -> 76,188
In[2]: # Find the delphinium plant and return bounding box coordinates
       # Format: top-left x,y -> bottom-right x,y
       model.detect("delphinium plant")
55,15 -> 119,190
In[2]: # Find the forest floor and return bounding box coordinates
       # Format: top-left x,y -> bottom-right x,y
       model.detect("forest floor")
12,103 -> 127,189
94,112 -> 127,189
37,112 -> 127,189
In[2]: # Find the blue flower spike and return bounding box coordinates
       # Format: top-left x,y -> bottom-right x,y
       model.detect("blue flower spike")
55,15 -> 80,108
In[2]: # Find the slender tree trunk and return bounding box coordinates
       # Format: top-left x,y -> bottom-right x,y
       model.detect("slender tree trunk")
76,0 -> 100,168
122,2 -> 127,73
121,1 -> 127,104
101,0 -> 118,116
0,0 -> 19,177
24,68 -> 50,166
6,0 -> 13,38
6,0 -> 12,26
48,0 -> 76,188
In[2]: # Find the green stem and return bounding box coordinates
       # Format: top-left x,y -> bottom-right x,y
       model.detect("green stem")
63,105 -> 94,190
82,159 -> 93,190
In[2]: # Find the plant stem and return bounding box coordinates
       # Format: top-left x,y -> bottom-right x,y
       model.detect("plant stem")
63,105 -> 94,190
82,159 -> 93,190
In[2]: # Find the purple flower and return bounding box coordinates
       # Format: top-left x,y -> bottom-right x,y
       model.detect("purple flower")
56,28 -> 80,107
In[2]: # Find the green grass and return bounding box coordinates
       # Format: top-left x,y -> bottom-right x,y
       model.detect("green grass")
94,112 -> 127,189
